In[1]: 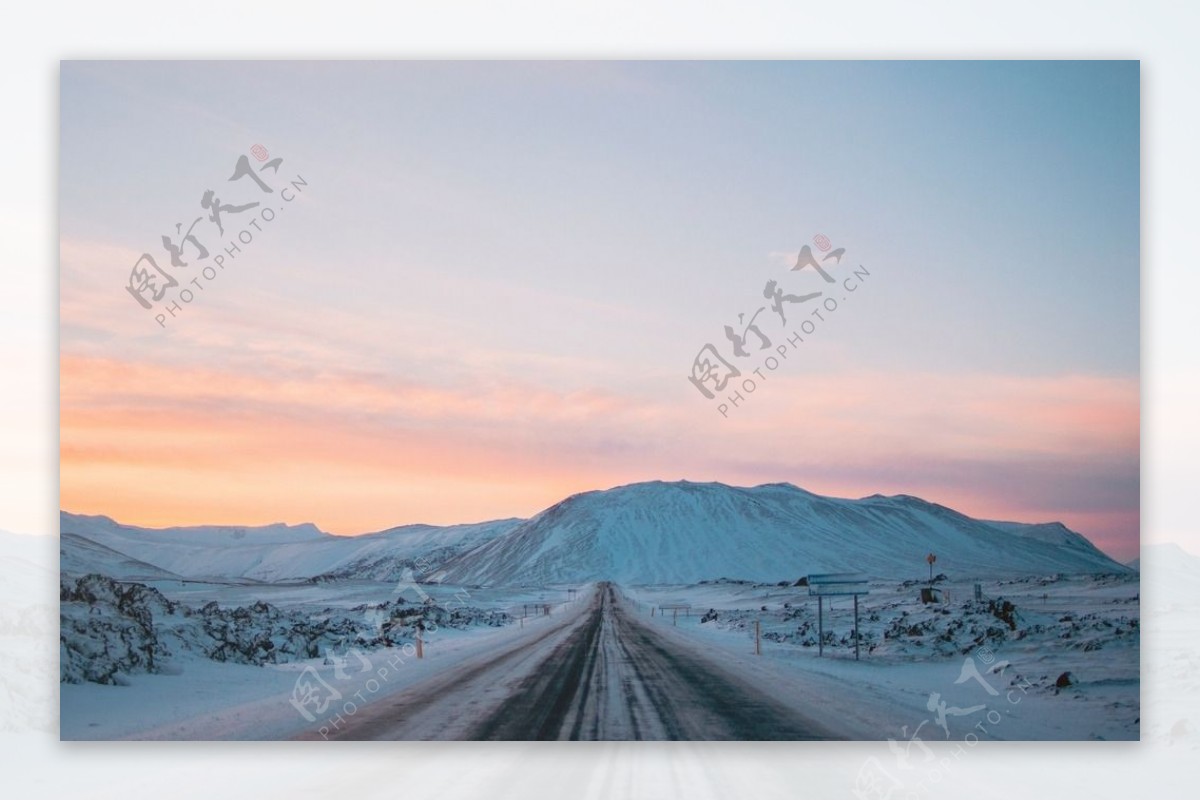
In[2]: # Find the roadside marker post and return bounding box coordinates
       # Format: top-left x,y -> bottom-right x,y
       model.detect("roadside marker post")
853,594 -> 859,661
755,620 -> 761,655
416,630 -> 424,659
807,573 -> 870,661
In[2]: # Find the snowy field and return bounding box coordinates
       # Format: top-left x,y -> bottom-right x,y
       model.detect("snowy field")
57,569 -> 1139,741
58,575 -> 583,739
60,601 -> 571,740
625,573 -> 1140,741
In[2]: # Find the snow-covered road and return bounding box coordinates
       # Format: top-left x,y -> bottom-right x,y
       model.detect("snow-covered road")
304,583 -> 838,740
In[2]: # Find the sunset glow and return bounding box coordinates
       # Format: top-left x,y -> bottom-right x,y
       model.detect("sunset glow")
60,61 -> 1139,560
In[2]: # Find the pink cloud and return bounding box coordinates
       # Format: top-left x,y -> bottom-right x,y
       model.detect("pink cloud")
61,354 -> 1138,559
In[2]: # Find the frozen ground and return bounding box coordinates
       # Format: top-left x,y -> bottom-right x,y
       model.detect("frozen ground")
59,569 -> 1137,741
59,572 -> 582,739
60,601 -> 568,740
626,573 -> 1139,741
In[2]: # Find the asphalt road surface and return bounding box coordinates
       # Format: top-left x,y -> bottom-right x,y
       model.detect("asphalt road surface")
305,582 -> 838,741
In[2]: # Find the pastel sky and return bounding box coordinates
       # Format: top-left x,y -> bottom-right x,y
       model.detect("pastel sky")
59,61 -> 1140,560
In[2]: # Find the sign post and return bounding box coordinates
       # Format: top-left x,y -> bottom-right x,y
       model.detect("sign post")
807,573 -> 870,661
659,604 -> 691,626
853,594 -> 860,661
817,596 -> 823,657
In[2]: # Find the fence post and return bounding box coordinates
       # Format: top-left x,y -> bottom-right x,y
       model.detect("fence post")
853,594 -> 860,661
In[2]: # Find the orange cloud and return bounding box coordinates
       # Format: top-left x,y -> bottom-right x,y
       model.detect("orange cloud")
60,353 -> 1138,559
60,353 -> 667,532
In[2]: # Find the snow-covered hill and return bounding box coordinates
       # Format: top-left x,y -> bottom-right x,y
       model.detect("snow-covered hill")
61,482 -> 1129,587
59,513 -> 520,583
429,481 -> 1129,585
59,532 -> 182,582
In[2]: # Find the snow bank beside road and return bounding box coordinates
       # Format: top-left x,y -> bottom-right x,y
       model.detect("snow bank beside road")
626,573 -> 1139,741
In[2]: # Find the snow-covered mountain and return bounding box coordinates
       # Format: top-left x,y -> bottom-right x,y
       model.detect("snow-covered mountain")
61,481 -> 1129,586
59,532 -> 183,582
59,513 -> 520,583
429,481 -> 1129,585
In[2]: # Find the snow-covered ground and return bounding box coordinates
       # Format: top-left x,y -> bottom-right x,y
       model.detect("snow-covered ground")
60,598 -> 574,740
57,568 -> 1139,741
58,572 -> 582,739
625,572 -> 1139,741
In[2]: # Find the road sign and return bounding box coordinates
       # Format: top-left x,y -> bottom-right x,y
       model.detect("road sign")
807,573 -> 870,660
807,573 -> 870,597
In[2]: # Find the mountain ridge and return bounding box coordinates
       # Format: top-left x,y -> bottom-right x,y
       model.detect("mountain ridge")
61,480 -> 1129,585
429,480 -> 1128,585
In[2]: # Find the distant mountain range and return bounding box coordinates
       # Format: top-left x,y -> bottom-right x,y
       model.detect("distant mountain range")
61,480 -> 1130,586
59,512 -> 517,584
